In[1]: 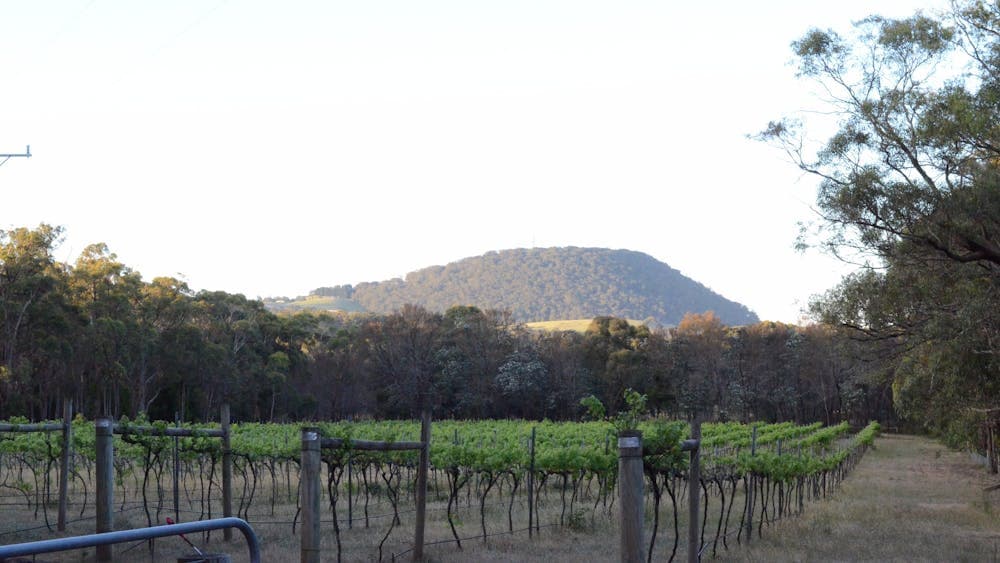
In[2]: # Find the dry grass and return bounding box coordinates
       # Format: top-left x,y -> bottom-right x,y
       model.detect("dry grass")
1,434 -> 996,562
525,319 -> 648,333
719,434 -> 1000,563
0,468 -> 625,562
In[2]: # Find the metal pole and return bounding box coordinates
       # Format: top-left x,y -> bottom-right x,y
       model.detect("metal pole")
0,145 -> 30,167
57,399 -> 72,532
688,418 -> 701,563
0,145 -> 30,158
618,430 -> 643,563
413,411 -> 431,562
221,403 -> 233,541
301,427 -> 321,563
95,417 -> 114,561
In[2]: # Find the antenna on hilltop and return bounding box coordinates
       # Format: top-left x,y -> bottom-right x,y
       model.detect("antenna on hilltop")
0,145 -> 31,167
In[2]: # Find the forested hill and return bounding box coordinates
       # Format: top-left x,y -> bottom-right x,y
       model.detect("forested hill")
276,247 -> 758,326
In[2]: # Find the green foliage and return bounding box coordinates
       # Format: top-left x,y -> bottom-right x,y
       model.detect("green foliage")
640,419 -> 687,472
614,388 -> 647,433
764,1 -> 1000,444
853,421 -> 880,448
0,414 -> 880,508
579,395 -> 605,421
495,349 -> 547,395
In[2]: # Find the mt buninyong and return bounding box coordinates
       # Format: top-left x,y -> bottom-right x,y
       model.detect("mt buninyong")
268,247 -> 758,326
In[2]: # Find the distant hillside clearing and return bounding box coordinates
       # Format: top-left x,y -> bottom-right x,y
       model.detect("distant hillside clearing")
526,319 -> 651,332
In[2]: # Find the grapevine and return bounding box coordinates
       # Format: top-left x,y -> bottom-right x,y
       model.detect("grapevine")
0,415 -> 882,560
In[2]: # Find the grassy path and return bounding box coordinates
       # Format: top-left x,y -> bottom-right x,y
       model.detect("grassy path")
723,433 -> 1000,562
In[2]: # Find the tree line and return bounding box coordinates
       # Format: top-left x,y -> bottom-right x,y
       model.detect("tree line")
0,224 -> 892,428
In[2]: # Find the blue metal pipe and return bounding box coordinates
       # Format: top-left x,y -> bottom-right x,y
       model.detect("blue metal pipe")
0,517 -> 260,563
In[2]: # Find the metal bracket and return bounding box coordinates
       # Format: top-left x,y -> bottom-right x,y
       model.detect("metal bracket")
0,145 -> 31,167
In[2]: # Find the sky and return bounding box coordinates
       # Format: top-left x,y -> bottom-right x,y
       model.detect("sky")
1,0 -> 951,323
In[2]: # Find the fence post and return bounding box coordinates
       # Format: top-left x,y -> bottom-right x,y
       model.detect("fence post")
347,453 -> 353,530
618,429 -> 643,563
989,422 -> 997,474
413,411 -> 431,562
528,426 -> 536,537
221,403 -> 233,541
173,412 -> 181,523
95,417 -> 114,561
688,418 -> 701,563
300,427 -> 321,563
745,424 -> 757,541
58,399 -> 72,532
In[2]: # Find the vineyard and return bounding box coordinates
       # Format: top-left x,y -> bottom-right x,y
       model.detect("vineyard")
0,415 -> 879,561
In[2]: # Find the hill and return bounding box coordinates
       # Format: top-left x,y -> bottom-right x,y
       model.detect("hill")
267,247 -> 758,326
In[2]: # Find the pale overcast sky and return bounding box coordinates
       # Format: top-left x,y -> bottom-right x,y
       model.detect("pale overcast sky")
1,0 -> 949,323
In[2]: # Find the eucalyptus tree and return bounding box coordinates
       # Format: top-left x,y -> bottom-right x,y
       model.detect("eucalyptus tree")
297,312 -> 373,419
67,243 -> 145,417
437,305 -> 520,418
362,304 -> 444,417
190,290 -> 276,420
0,224 -> 73,418
495,347 -> 549,419
670,312 -> 726,418
532,328 -> 592,419
582,316 -> 652,414
126,276 -> 194,417
762,2 -> 1000,441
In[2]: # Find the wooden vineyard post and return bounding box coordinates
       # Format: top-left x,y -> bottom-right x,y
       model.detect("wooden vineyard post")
173,412 -> 181,523
57,399 -> 72,532
688,418 -> 701,563
989,417 -> 998,474
301,427 -> 322,563
990,423 -> 1000,473
618,430 -> 643,563
745,424 -> 757,541
413,411 -> 431,562
528,426 -> 536,537
221,403 -> 233,541
347,454 -> 353,530
95,417 -> 114,561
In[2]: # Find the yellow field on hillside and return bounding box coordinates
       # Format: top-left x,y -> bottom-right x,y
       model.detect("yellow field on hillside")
526,318 -> 647,332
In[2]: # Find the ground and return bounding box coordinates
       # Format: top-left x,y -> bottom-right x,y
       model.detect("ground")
718,434 -> 999,563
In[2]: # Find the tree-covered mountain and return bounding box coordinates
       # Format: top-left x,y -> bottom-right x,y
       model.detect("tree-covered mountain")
292,247 -> 758,326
